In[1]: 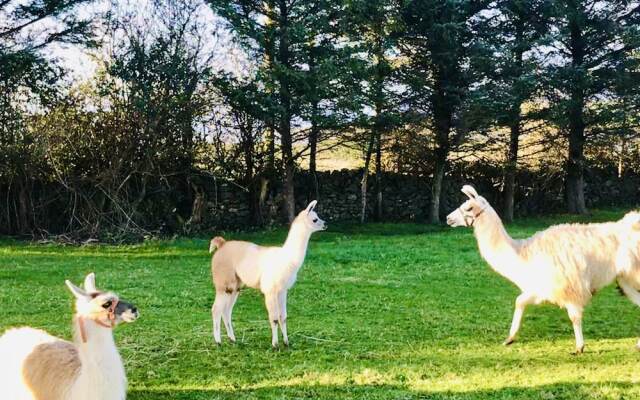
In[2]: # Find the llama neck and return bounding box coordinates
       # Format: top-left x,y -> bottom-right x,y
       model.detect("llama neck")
282,222 -> 312,273
73,316 -> 117,350
472,207 -> 524,287
71,316 -> 126,400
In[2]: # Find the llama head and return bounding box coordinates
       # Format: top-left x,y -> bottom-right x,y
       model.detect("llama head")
65,273 -> 139,326
295,200 -> 327,233
446,185 -> 491,227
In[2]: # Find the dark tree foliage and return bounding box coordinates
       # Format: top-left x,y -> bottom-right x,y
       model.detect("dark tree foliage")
0,0 -> 95,49
473,0 -> 551,222
0,0 -> 95,233
299,0 -> 362,202
0,0 -> 214,240
207,0 -> 310,221
1,0 -> 639,239
544,1 -> 640,214
399,0 -> 492,224
211,76 -> 269,225
341,0 -> 403,222
207,0 -> 363,221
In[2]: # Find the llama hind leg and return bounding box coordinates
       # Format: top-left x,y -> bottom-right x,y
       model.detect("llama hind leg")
566,303 -> 585,354
504,293 -> 535,345
224,290 -> 239,343
617,277 -> 640,349
212,292 -> 229,345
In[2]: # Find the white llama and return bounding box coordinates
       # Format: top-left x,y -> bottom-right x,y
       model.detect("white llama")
447,185 -> 640,353
0,273 -> 139,399
210,200 -> 326,347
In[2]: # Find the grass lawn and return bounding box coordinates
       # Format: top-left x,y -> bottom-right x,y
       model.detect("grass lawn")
1,209 -> 640,399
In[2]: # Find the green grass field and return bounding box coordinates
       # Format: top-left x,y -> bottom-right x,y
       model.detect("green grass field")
1,210 -> 640,399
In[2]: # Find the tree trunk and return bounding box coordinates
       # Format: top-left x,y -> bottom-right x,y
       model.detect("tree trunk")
263,2 -> 276,190
243,131 -> 262,225
309,120 -> 319,201
307,43 -> 320,201
189,184 -> 205,225
503,117 -> 520,223
278,0 -> 295,222
503,29 -> 524,224
371,34 -> 385,222
618,135 -> 626,178
566,12 -> 587,214
374,131 -> 383,221
430,82 -> 452,225
360,132 -> 376,223
17,180 -> 29,234
266,126 -> 276,176
566,116 -> 587,214
281,125 -> 295,222
430,146 -> 447,224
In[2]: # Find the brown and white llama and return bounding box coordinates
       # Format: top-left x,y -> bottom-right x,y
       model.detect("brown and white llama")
0,273 -> 139,399
447,185 -> 640,353
209,200 -> 326,348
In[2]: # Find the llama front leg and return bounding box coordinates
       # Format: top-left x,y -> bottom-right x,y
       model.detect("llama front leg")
278,290 -> 289,346
616,278 -> 640,349
504,293 -> 535,345
265,291 -> 279,348
566,303 -> 585,354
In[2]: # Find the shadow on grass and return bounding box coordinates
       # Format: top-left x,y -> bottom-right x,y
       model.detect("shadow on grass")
129,381 -> 638,399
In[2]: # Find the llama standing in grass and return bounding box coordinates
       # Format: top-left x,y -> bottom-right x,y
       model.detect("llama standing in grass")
210,200 -> 326,348
447,185 -> 640,353
0,273 -> 139,400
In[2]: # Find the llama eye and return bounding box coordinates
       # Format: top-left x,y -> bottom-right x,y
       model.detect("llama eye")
102,300 -> 112,309
313,218 -> 318,223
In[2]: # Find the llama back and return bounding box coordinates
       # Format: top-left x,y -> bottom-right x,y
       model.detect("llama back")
0,327 -> 79,400
212,240 -> 262,290
518,222 -> 621,304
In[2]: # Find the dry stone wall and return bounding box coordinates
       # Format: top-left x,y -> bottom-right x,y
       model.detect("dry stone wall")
199,165 -> 640,230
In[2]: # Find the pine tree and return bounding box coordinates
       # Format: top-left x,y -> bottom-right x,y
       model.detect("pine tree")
208,0 -> 327,221
343,0 -> 402,222
400,0 -> 491,224
474,0 -> 551,222
546,1 -> 640,214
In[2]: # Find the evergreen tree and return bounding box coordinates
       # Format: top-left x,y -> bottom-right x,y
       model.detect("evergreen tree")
300,0 -> 360,201
344,0 -> 402,222
545,1 -> 640,213
474,0 -> 551,222
400,0 -> 491,224
207,0 -> 311,221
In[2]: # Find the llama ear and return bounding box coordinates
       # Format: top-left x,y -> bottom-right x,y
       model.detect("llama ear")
83,272 -> 97,293
66,280 -> 88,299
305,200 -> 318,214
461,185 -> 479,200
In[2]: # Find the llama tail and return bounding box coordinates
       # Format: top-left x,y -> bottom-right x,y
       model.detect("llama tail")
209,236 -> 226,253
